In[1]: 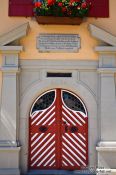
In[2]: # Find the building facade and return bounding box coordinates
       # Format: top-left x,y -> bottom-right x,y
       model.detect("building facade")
0,0 -> 116,175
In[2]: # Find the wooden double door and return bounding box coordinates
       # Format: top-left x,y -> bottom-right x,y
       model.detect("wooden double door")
29,89 -> 88,170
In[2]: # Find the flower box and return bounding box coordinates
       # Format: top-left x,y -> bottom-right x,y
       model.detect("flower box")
35,16 -> 83,25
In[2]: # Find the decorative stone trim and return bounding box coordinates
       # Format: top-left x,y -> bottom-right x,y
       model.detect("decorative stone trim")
0,46 -> 23,73
97,68 -> 116,73
0,141 -> 17,147
89,24 -> 116,46
95,46 -> 116,53
0,46 -> 23,53
0,22 -> 30,46
20,59 -> 98,70
0,147 -> 21,151
96,147 -> 116,151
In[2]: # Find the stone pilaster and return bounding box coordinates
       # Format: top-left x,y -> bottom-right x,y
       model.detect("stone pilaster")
0,46 -> 22,175
96,46 -> 116,171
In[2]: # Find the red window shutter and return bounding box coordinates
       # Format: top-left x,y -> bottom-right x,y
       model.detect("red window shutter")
87,0 -> 109,17
9,0 -> 109,17
9,0 -> 34,16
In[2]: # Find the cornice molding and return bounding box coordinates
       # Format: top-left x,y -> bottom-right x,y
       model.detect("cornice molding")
97,68 -> 116,73
0,46 -> 23,53
89,24 -> 116,47
96,142 -> 116,151
20,59 -> 98,70
95,46 -> 116,53
0,22 -> 30,46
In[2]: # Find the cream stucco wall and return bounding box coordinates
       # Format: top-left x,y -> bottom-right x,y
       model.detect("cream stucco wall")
0,0 -> 116,61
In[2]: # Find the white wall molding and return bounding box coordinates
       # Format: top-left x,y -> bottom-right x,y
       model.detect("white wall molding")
0,46 -> 23,53
97,68 -> 116,73
20,59 -> 98,70
95,46 -> 116,53
0,46 -> 23,73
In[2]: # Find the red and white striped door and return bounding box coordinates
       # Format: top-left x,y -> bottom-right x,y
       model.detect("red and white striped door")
29,89 -> 88,170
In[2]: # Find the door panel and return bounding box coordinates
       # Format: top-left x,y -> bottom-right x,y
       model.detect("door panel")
29,89 -> 88,170
61,90 -> 88,169
29,90 -> 57,169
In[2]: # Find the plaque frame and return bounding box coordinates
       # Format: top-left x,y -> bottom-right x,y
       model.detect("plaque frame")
37,33 -> 81,53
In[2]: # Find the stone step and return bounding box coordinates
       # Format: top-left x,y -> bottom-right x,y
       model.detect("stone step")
27,170 -> 96,175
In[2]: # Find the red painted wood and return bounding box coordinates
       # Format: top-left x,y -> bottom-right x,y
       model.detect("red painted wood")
55,89 -> 62,169
29,89 -> 88,170
9,0 -> 109,17
87,0 -> 109,17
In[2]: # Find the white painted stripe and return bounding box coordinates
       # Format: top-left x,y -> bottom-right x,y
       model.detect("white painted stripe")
31,133 -> 44,147
63,148 -> 80,166
72,133 -> 86,147
78,133 -> 86,141
37,148 -> 55,166
32,147 -> 55,167
31,133 -> 38,141
42,112 -> 55,125
79,111 -> 87,118
63,161 -> 68,166
65,134 -> 86,153
31,133 -> 50,154
73,111 -> 86,123
44,154 -> 55,166
63,136 -> 86,160
31,134 -> 50,153
37,141 -> 55,163
62,118 -> 70,125
31,134 -> 55,160
63,142 -> 86,166
63,106 -> 82,126
48,118 -> 55,125
31,110 -> 46,124
62,112 -> 76,125
36,106 -> 55,125
31,111 -> 40,119
49,160 -> 55,167
63,142 -> 77,158
63,155 -> 74,166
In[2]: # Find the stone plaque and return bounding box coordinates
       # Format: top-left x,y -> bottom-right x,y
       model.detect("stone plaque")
37,34 -> 81,52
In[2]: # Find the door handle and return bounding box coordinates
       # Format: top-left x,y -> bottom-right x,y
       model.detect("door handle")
39,126 -> 48,133
70,126 -> 78,133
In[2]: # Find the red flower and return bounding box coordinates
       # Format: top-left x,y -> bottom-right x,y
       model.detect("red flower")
47,0 -> 55,6
58,2 -> 63,7
70,0 -> 75,3
81,2 -> 87,9
70,0 -> 80,4
35,2 -> 42,7
62,7 -> 67,12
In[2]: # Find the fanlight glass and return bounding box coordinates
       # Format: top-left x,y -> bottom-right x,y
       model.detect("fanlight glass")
62,91 -> 86,114
31,90 -> 55,115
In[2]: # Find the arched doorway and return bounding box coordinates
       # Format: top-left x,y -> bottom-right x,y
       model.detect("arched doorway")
29,89 -> 88,170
